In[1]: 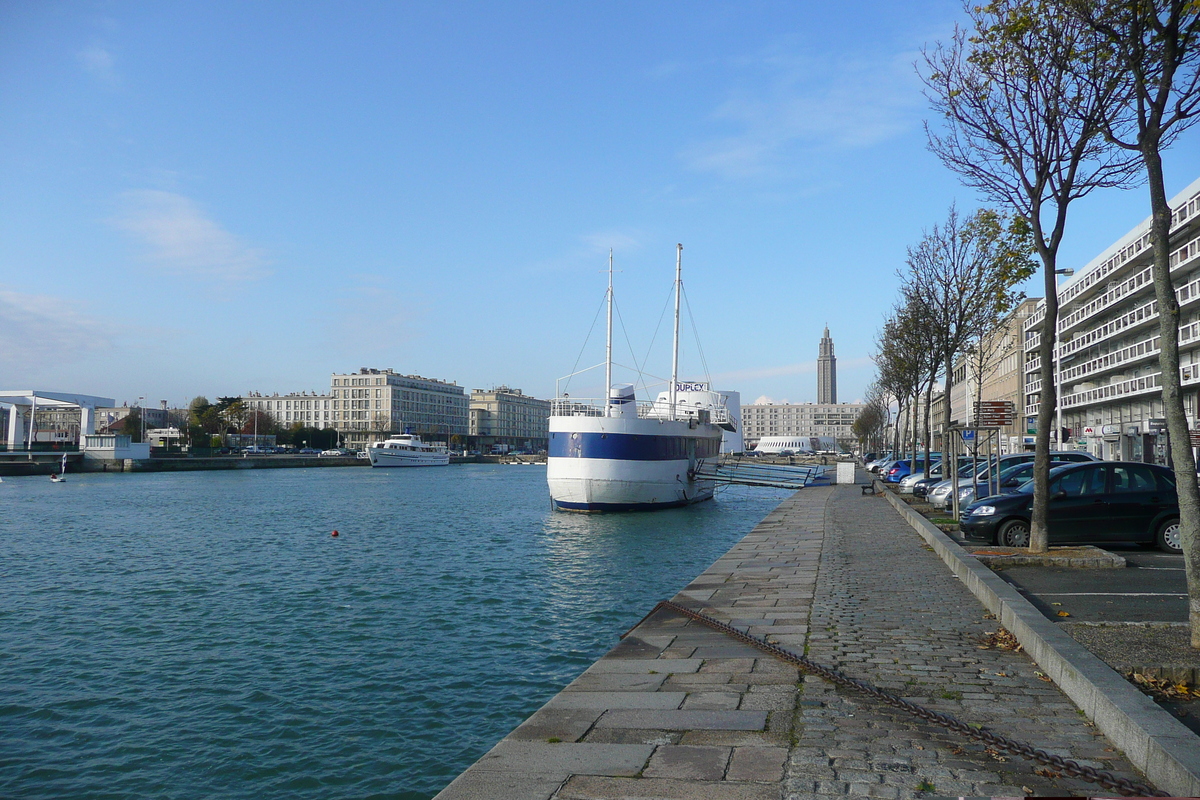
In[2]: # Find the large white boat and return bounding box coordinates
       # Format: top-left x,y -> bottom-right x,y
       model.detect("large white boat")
367,434 -> 449,467
547,245 -> 737,512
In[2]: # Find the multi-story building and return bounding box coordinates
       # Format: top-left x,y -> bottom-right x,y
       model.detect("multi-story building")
241,392 -> 333,430
1024,176 -> 1200,463
469,386 -> 550,452
817,326 -> 837,404
329,368 -> 469,451
930,297 -> 1041,455
741,402 -> 864,450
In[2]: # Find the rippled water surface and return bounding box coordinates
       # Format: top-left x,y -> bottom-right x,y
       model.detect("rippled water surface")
0,465 -> 791,799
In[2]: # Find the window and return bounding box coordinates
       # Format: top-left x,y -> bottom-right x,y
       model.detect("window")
1112,464 -> 1157,493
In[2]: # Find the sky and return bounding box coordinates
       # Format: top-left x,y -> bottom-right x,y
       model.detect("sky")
4,1 -> 1200,410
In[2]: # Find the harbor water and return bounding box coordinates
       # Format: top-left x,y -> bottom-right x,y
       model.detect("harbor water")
0,464 -> 793,799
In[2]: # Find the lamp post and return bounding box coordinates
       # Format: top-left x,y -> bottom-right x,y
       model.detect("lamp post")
137,396 -> 145,444
1053,269 -> 1074,447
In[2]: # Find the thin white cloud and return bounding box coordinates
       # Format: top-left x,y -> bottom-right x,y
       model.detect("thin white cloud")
684,47 -> 923,178
714,361 -> 816,382
113,190 -> 271,282
320,275 -> 420,353
525,230 -> 643,274
581,231 -> 641,253
78,45 -> 118,86
0,286 -> 121,371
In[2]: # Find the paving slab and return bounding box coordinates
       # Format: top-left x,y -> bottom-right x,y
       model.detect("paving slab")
435,478 -> 1181,799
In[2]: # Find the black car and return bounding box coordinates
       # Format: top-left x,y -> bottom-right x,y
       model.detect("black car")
960,461 -> 1180,553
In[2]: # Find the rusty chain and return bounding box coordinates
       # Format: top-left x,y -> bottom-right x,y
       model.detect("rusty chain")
633,599 -> 1166,798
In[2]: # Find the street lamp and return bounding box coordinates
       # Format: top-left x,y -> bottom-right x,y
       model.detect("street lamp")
137,396 -> 145,444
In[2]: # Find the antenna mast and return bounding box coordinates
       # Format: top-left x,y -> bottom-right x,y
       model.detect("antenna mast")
605,249 -> 613,415
670,243 -> 682,421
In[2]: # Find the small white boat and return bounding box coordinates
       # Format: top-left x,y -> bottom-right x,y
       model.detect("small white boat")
367,434 -> 450,467
50,454 -> 67,482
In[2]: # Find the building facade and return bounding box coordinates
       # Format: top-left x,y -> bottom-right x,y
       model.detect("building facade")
241,392 -> 334,430
930,297 -> 1041,455
741,402 -> 864,450
817,326 -> 837,404
329,368 -> 469,451
1024,176 -> 1200,463
469,386 -> 550,452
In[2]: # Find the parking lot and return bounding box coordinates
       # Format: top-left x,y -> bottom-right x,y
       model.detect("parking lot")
995,545 -> 1188,623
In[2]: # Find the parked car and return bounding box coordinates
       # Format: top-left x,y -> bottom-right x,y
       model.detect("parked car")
961,461 -> 1180,553
243,446 -> 271,455
320,448 -> 352,457
928,451 -> 1100,510
299,447 -> 321,455
951,460 -> 1075,508
884,457 -> 939,483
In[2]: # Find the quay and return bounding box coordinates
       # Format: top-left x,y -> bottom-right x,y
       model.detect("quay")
0,452 -> 515,476
434,474 -> 1200,799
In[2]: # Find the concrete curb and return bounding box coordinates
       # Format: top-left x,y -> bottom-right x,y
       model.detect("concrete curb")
878,480 -> 1200,797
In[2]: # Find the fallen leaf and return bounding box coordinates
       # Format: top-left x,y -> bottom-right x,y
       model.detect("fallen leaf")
1051,602 -> 1062,606
1057,611 -> 1071,617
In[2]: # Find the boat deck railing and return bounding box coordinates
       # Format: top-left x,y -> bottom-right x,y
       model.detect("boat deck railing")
550,398 -> 734,427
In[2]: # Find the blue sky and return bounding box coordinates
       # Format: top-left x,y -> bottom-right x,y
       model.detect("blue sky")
4,1 -> 1199,409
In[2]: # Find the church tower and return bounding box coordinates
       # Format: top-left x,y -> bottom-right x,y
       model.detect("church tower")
817,326 -> 837,404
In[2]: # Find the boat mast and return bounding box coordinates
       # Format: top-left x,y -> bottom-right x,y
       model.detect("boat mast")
670,243 -> 682,421
605,249 -> 613,414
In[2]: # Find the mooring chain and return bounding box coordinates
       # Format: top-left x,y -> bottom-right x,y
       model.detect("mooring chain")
638,599 -> 1165,798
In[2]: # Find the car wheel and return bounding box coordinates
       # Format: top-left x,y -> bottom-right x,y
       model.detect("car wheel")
998,519 -> 1031,548
1156,518 -> 1182,554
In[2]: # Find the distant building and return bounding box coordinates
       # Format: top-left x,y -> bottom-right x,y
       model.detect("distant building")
817,326 -> 837,404
241,391 -> 333,430
469,386 -> 550,452
329,368 -> 468,451
741,401 -> 864,450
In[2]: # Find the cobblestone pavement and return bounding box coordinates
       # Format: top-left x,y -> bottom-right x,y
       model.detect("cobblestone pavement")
786,483 -> 1149,799
435,482 -> 1157,800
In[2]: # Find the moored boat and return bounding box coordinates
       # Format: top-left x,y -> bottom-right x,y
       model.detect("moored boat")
367,434 -> 450,467
547,245 -> 736,512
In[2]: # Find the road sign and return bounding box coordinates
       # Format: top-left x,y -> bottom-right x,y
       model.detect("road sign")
1191,430 -> 1200,447
960,430 -> 976,441
974,400 -> 1015,426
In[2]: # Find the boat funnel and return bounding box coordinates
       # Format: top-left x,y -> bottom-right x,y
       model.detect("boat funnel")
607,384 -> 637,418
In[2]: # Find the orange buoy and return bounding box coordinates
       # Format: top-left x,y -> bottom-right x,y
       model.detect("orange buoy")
331,530 -> 339,537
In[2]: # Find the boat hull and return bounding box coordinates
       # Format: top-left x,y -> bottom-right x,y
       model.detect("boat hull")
547,416 -> 721,512
367,449 -> 449,467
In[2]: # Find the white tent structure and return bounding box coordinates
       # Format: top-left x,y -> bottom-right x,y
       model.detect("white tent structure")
0,391 -> 114,451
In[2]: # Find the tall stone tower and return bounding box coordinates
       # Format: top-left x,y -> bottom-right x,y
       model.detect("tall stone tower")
817,326 -> 837,404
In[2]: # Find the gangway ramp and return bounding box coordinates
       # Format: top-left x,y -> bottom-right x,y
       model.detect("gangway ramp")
693,457 -> 828,489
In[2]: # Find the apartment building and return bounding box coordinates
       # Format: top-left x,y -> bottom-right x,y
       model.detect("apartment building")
330,368 -> 469,451
1024,176 -> 1200,463
930,297 -> 1041,455
242,392 -> 333,430
469,386 -> 550,452
740,402 -> 864,450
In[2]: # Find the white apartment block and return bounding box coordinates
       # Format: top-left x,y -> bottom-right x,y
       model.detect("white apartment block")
1024,176 -> 1200,464
741,402 -> 864,449
242,392 -> 333,429
469,386 -> 550,451
330,368 -> 469,450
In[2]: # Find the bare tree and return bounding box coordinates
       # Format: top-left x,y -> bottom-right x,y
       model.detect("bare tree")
903,207 -> 1036,491
1066,0 -> 1200,642
921,0 -> 1140,551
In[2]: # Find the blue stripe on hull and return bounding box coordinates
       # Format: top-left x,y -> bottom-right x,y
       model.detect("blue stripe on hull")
552,494 -> 715,513
549,431 -> 720,461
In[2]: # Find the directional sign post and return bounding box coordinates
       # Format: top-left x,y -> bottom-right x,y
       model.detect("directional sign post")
974,400 -> 1015,428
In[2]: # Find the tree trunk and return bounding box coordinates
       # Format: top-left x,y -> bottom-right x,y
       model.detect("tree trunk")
1030,227 -> 1062,554
924,378 -> 935,478
1143,145 -> 1200,648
